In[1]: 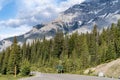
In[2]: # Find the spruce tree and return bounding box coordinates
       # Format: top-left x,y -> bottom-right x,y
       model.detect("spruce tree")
7,37 -> 21,76
106,41 -> 116,61
54,32 -> 64,59
1,47 -> 11,74
79,34 -> 90,69
89,25 -> 99,66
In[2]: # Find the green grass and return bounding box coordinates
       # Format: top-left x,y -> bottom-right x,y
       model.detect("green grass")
0,75 -> 22,80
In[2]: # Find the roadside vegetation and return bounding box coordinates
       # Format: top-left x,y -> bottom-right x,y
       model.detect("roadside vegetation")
0,75 -> 21,80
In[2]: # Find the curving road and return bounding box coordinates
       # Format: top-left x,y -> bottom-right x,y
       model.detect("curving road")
19,72 -> 118,80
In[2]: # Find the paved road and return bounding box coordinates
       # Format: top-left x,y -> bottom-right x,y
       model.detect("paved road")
19,72 -> 119,80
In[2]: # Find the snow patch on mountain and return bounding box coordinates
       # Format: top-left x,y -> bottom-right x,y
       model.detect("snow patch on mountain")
56,13 -> 78,23
112,0 -> 118,5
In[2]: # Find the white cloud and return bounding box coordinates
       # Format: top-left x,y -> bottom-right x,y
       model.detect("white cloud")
59,0 -> 85,10
0,25 -> 31,40
0,0 -> 85,40
16,0 -> 85,23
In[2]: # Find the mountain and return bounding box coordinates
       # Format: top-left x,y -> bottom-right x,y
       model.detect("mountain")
0,0 -> 120,51
63,0 -> 120,29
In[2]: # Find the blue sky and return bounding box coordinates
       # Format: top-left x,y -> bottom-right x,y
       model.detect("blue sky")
0,0 -> 17,20
0,0 -> 85,40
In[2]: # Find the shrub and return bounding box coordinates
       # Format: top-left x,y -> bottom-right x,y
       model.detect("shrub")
20,59 -> 30,76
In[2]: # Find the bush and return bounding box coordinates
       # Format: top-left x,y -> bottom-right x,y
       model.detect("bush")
20,59 -> 30,76
1,68 -> 7,75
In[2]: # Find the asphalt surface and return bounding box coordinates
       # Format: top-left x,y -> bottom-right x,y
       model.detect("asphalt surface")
19,72 -> 119,80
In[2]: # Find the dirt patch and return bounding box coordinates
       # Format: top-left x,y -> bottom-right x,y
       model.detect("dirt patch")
84,59 -> 120,78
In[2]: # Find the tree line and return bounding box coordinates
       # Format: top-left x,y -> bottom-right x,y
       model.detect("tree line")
0,20 -> 120,75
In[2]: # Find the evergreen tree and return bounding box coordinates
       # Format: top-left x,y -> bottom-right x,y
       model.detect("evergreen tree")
68,33 -> 76,58
7,37 -> 21,75
22,42 -> 27,60
1,47 -> 11,74
79,34 -> 90,69
0,51 -> 5,73
106,41 -> 116,61
89,25 -> 99,66
54,32 -> 64,59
